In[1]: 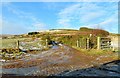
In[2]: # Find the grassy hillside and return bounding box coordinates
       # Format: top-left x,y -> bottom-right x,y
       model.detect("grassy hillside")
79,27 -> 109,36
2,27 -> 111,49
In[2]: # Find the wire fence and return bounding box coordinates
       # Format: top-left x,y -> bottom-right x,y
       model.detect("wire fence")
1,38 -> 47,51
1,37 -> 116,51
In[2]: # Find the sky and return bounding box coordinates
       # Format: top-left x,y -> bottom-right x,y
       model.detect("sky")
1,2 -> 118,34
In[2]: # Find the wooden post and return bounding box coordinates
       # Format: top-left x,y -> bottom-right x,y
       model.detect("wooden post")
86,38 -> 89,49
77,40 -> 79,47
79,42 -> 81,47
97,37 -> 101,50
112,46 -> 115,51
79,38 -> 82,48
17,40 -> 19,52
111,41 -> 115,51
46,39 -> 48,47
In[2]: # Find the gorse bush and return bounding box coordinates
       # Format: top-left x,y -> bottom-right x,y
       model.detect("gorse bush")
28,32 -> 39,35
79,27 -> 93,31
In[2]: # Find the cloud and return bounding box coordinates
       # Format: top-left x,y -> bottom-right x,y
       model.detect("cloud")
2,19 -> 29,34
28,22 -> 48,32
57,2 -> 118,33
58,19 -> 70,27
0,16 -> 2,34
99,12 -> 118,33
2,2 -> 118,34
57,4 -> 81,28
2,18 -> 48,34
80,11 -> 118,33
2,2 -> 48,34
4,3 -> 36,21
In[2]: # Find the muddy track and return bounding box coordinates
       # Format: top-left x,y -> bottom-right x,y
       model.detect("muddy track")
1,44 -> 119,77
55,60 -> 120,77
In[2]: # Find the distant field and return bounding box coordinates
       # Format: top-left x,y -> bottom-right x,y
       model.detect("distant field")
1,38 -> 46,49
1,38 -> 28,49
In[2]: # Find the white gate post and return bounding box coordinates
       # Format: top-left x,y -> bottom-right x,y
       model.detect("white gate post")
77,40 -> 79,47
97,37 -> 101,50
46,39 -> 48,47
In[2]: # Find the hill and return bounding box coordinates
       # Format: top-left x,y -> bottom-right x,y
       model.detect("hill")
28,27 -> 109,37
78,27 -> 109,36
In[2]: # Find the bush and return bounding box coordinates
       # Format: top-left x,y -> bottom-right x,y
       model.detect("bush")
79,27 -> 93,31
28,32 -> 39,35
92,29 -> 109,37
41,34 -> 52,45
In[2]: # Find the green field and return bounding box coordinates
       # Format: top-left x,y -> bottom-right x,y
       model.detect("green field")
1,38 -> 27,49
1,38 -> 47,49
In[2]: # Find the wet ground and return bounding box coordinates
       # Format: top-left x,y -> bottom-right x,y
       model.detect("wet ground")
1,44 -> 119,77
55,60 -> 120,77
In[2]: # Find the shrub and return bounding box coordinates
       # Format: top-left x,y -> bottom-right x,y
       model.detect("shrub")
79,27 -> 93,31
28,32 -> 39,35
92,29 -> 109,37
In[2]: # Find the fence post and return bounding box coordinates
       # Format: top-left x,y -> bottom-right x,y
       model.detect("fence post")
112,46 -> 115,51
79,40 -> 81,48
17,40 -> 19,52
97,37 -> 101,50
46,39 -> 48,47
79,38 -> 82,48
77,40 -> 79,47
86,38 -> 89,49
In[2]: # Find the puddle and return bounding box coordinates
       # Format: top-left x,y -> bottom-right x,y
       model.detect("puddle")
52,45 -> 59,49
1,66 -> 40,76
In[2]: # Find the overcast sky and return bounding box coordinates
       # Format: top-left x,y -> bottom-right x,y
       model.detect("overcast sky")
1,2 -> 118,34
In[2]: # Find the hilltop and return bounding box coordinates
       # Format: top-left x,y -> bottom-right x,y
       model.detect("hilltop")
2,27 -> 119,39
26,27 -> 109,37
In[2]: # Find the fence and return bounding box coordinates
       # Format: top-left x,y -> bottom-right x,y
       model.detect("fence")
76,38 -> 89,49
1,38 -> 48,51
1,37 -> 113,50
75,37 -> 112,50
97,37 -> 112,50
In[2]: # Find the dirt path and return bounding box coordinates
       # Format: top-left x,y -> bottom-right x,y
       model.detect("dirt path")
1,44 -> 118,76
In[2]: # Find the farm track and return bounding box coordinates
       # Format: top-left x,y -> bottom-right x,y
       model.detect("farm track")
1,44 -> 119,76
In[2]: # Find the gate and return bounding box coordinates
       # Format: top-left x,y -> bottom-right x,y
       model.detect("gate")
97,37 -> 112,50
